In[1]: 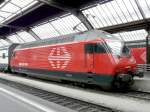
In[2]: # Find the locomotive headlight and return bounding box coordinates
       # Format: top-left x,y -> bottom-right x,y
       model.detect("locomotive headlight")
130,57 -> 136,63
125,66 -> 131,69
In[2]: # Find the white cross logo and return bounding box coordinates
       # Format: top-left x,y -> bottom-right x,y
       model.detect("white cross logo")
48,47 -> 71,69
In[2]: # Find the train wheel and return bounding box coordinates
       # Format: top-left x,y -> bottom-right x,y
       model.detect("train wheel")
113,74 -> 134,90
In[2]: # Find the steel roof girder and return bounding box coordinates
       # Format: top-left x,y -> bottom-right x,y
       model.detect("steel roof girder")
72,10 -> 94,30
37,0 -> 94,30
99,18 -> 150,33
5,38 -> 13,44
25,28 -> 41,40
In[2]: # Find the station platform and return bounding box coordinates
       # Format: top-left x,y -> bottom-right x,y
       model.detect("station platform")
0,82 -> 75,112
0,73 -> 150,112
132,72 -> 150,92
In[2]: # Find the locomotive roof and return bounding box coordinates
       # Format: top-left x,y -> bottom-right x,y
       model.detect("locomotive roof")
15,30 -> 120,50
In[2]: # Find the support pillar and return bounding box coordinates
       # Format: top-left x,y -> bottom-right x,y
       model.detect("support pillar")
146,29 -> 150,64
37,0 -> 94,31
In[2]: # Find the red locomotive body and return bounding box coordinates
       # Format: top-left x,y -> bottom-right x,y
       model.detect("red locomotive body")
10,30 -> 142,88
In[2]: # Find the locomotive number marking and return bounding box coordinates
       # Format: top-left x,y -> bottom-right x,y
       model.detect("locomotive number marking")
18,62 -> 28,66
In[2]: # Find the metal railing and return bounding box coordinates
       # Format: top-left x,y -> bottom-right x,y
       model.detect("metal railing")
137,64 -> 150,72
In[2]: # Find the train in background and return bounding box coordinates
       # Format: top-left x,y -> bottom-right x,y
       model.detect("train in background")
0,47 -> 8,71
0,44 -> 18,71
131,47 -> 146,64
0,30 -> 143,89
126,42 -> 147,72
126,41 -> 146,64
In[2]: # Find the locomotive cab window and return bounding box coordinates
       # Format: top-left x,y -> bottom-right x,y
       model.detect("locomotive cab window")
85,43 -> 106,53
106,40 -> 123,56
95,43 -> 107,53
85,43 -> 95,53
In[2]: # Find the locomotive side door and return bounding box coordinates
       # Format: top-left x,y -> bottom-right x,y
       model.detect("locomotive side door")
85,43 -> 95,73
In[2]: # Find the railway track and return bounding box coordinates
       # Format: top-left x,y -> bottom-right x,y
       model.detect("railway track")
0,78 -> 119,112
1,74 -> 150,102
121,91 -> 150,101
60,80 -> 150,101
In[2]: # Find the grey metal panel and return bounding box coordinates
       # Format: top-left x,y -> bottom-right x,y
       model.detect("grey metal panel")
99,19 -> 150,33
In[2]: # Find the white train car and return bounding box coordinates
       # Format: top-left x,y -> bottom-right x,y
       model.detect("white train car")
0,44 -> 19,72
0,46 -> 9,71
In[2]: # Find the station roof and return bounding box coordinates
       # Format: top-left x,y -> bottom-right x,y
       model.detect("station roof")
0,0 -> 149,47
0,0 -> 100,36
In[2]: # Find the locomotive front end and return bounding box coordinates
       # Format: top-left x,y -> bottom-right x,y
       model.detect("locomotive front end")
105,39 -> 143,88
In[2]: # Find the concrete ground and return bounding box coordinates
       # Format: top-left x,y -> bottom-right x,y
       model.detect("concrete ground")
0,89 -> 42,112
132,72 -> 150,92
0,82 -> 75,112
0,73 -> 150,112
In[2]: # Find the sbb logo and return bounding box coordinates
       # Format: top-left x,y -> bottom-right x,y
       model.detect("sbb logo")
48,47 -> 71,69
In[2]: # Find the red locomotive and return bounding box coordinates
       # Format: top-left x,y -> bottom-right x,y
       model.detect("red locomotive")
1,30 -> 144,89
